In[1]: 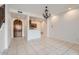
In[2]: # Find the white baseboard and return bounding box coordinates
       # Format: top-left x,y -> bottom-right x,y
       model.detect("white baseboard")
0,49 -> 5,55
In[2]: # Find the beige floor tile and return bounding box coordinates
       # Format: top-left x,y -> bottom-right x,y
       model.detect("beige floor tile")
2,37 -> 79,55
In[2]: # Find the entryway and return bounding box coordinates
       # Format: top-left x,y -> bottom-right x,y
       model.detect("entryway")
13,19 -> 22,37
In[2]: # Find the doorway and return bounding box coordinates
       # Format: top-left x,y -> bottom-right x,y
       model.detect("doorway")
13,19 -> 22,37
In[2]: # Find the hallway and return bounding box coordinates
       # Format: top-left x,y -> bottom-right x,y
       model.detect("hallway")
2,37 -> 79,55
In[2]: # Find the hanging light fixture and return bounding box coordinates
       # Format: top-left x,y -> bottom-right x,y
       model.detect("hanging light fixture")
43,6 -> 51,20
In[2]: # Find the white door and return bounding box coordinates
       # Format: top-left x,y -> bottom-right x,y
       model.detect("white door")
41,21 -> 47,40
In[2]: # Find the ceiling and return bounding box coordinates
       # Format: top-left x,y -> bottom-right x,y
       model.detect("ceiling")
7,4 -> 79,18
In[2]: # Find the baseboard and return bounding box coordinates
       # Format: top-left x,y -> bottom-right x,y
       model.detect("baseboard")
48,36 -> 79,45
0,48 -> 5,55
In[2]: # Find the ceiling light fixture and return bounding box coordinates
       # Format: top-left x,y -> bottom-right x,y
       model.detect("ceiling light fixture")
18,10 -> 23,13
16,10 -> 23,19
43,6 -> 51,20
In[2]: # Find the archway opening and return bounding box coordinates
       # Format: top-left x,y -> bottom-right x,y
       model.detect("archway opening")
13,19 -> 22,37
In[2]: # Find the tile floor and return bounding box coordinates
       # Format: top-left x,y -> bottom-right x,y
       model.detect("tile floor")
2,37 -> 79,55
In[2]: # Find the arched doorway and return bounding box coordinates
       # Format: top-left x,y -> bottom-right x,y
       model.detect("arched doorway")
13,19 -> 22,37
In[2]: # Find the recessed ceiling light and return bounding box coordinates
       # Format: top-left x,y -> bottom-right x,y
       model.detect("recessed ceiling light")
68,8 -> 72,10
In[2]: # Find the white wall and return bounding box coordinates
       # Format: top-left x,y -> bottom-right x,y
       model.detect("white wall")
49,9 -> 79,44
0,23 -> 5,54
5,5 -> 12,49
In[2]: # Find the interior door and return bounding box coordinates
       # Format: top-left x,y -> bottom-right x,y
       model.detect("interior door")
41,21 -> 47,40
